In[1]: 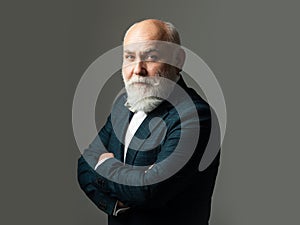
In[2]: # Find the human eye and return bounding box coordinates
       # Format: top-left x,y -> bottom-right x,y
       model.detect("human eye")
124,54 -> 135,61
145,54 -> 159,61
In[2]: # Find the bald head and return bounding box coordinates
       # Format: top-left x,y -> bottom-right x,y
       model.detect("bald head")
124,19 -> 181,45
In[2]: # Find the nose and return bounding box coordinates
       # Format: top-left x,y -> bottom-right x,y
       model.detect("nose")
133,61 -> 147,76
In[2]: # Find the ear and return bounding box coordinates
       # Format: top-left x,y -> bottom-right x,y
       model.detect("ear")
175,48 -> 186,71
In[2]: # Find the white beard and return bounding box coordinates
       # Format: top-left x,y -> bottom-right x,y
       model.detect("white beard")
123,70 -> 178,113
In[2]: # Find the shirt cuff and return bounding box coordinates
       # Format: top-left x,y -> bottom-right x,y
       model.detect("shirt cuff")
113,201 -> 130,216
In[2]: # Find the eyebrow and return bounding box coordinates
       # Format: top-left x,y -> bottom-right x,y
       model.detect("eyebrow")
124,49 -> 134,54
124,48 -> 159,54
143,48 -> 159,54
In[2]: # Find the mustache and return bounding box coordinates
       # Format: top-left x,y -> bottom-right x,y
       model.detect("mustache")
126,75 -> 161,86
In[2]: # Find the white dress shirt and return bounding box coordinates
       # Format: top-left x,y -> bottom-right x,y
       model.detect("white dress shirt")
94,111 -> 147,216
123,110 -> 147,162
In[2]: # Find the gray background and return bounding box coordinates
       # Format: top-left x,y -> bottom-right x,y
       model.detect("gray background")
1,0 -> 299,224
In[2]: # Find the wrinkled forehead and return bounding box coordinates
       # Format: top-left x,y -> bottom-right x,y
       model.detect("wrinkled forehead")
123,40 -> 180,55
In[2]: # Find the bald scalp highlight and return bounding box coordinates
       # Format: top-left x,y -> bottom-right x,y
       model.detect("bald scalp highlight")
124,19 -> 181,45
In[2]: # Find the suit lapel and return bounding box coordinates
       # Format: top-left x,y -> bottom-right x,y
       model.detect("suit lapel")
110,95 -> 133,163
125,103 -> 170,165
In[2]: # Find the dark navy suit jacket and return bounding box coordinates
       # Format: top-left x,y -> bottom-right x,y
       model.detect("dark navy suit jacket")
77,77 -> 220,225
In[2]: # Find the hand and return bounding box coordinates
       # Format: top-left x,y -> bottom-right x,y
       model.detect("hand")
98,152 -> 114,162
115,200 -> 130,215
117,201 -> 126,208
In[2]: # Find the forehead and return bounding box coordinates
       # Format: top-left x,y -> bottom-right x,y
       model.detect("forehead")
123,40 -> 178,56
123,42 -> 160,53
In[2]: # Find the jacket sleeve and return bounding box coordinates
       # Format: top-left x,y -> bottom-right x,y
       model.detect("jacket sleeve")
77,156 -> 117,215
90,103 -> 217,208
77,115 -> 118,215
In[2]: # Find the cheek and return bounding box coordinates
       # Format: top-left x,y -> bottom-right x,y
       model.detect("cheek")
148,64 -> 167,76
122,66 -> 132,81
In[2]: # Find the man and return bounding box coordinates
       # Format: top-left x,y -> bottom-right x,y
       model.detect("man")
77,19 -> 220,225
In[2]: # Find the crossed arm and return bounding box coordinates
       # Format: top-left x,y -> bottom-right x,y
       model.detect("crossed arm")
77,105 -> 211,215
